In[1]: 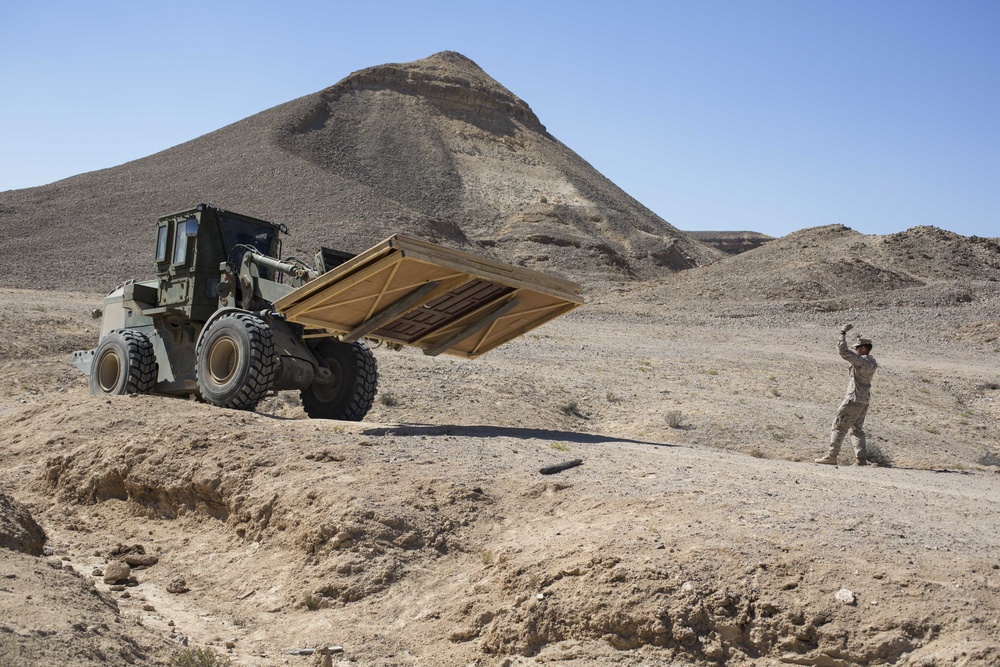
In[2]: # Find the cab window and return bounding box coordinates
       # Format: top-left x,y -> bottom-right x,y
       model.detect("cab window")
172,218 -> 199,265
155,224 -> 169,263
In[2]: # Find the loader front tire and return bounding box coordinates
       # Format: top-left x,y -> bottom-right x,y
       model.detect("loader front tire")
197,313 -> 275,411
301,339 -> 378,421
90,329 -> 156,396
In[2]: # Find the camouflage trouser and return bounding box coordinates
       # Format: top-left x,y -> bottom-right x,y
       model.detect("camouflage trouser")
827,399 -> 870,461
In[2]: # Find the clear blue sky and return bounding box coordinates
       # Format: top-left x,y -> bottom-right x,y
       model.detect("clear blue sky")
2,1 -> 997,237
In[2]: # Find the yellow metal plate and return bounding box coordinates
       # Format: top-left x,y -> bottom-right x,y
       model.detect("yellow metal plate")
271,236 -> 583,358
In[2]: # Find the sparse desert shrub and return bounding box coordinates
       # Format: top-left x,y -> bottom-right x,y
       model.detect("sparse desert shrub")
171,647 -> 232,667
665,410 -> 685,429
866,442 -> 893,468
749,449 -> 766,458
977,451 -> 1000,467
379,392 -> 399,407
549,442 -> 570,451
302,593 -> 322,611
606,391 -> 621,403
560,400 -> 583,417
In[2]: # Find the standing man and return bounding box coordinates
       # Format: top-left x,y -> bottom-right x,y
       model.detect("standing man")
816,323 -> 878,466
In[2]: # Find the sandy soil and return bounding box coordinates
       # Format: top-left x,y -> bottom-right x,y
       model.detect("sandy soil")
1,279 -> 998,667
3,49 -> 998,667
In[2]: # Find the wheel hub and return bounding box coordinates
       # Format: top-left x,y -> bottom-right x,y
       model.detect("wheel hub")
96,351 -> 121,392
207,336 -> 240,385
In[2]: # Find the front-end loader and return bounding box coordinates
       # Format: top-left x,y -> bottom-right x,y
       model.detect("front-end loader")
72,204 -> 582,421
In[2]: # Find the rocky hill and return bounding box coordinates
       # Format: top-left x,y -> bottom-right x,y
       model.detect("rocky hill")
0,51 -> 719,293
651,224 -> 1000,310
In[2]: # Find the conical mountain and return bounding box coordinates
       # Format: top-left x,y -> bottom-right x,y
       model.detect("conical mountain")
0,51 -> 719,292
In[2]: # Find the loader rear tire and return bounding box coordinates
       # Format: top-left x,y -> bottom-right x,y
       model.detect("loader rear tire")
301,339 -> 378,421
197,313 -> 275,411
90,329 -> 156,396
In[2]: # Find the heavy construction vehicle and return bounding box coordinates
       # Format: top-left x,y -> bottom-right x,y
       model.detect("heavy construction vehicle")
72,204 -> 582,421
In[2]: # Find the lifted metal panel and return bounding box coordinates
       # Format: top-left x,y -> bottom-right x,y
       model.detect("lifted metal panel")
271,235 -> 582,358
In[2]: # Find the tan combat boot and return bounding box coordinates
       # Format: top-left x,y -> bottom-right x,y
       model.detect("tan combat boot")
814,453 -> 838,465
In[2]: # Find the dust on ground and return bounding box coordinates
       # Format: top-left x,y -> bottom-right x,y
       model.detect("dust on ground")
1,277 -> 999,667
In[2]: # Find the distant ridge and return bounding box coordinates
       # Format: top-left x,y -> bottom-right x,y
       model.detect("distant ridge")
653,224 -> 1000,308
0,51 -> 720,292
683,230 -> 774,255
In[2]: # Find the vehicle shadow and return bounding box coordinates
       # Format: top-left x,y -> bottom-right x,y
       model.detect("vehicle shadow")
360,423 -> 675,448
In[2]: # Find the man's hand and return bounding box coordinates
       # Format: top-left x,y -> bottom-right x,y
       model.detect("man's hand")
840,323 -> 854,335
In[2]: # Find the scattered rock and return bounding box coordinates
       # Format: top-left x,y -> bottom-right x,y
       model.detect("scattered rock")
835,588 -> 856,605
124,554 -> 159,568
167,576 -> 189,594
103,561 -> 131,584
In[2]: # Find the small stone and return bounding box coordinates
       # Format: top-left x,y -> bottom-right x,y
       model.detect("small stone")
124,554 -> 159,568
835,588 -> 856,605
167,576 -> 189,594
142,604 -> 155,612
103,561 -> 131,584
536,593 -> 544,600
92,568 -> 104,577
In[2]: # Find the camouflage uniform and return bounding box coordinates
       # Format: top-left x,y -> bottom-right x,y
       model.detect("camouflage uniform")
817,331 -> 877,465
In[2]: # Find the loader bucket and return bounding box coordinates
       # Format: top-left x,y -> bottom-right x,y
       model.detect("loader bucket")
271,235 -> 583,358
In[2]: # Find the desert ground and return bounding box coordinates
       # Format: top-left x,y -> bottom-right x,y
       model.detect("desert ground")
1,256 -> 998,666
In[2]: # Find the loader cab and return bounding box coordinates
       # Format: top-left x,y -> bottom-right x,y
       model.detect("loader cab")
154,204 -> 283,323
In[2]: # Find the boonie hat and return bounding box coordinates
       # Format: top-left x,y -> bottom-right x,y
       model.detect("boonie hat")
855,337 -> 873,349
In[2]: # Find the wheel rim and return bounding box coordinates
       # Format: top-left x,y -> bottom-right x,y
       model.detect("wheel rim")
311,358 -> 344,402
207,335 -> 240,385
96,350 -> 122,393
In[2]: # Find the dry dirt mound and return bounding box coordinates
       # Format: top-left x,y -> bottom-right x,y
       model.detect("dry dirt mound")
0,493 -> 46,556
0,549 -> 174,667
0,51 -> 718,293
4,394 -> 999,667
651,224 -> 1000,309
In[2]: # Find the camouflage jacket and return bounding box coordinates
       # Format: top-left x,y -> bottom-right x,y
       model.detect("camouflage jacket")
838,334 -> 878,404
